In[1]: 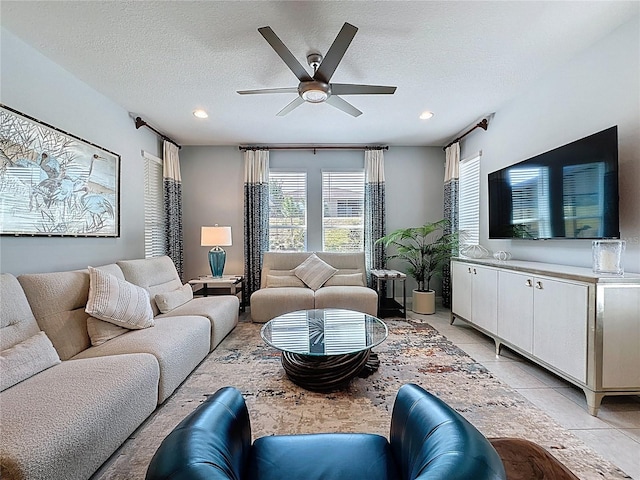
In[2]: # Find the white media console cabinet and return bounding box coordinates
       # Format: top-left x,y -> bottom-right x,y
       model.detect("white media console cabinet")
450,257 -> 640,416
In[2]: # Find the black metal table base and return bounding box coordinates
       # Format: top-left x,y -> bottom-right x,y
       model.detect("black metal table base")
281,350 -> 380,392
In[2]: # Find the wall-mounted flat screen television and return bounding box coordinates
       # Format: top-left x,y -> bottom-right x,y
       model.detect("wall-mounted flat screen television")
488,126 -> 619,240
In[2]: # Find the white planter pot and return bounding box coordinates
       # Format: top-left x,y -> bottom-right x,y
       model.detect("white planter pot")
412,289 -> 436,314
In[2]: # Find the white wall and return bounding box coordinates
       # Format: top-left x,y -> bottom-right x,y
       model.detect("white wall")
0,28 -> 161,275
461,16 -> 640,274
180,146 -> 445,292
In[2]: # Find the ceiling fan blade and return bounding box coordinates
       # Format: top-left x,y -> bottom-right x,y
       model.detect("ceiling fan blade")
276,96 -> 305,116
237,87 -> 298,95
258,26 -> 313,82
314,23 -> 358,84
325,95 -> 362,117
330,84 -> 397,95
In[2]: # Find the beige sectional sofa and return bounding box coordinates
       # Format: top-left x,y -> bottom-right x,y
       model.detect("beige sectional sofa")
0,256 -> 239,480
250,251 -> 378,323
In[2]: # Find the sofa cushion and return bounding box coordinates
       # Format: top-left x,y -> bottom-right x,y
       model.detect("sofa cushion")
155,283 -> 193,313
314,286 -> 378,316
0,353 -> 159,480
0,274 -> 41,351
250,287 -> 315,323
117,256 -> 183,316
248,433 -> 399,480
0,331 -> 61,392
316,252 -> 367,271
86,317 -> 128,346
86,266 -> 154,329
294,254 -> 337,290
17,264 -> 124,360
266,274 -> 306,288
156,296 -> 239,351
323,273 -> 365,287
72,315 -> 210,403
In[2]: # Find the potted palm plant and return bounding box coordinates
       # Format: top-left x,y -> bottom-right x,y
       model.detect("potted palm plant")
375,219 -> 458,314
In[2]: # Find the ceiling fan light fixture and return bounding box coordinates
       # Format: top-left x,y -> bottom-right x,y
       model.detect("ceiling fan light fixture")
299,81 -> 330,103
302,89 -> 328,103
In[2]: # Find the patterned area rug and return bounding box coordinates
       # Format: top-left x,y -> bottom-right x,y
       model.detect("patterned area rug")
94,319 -> 630,479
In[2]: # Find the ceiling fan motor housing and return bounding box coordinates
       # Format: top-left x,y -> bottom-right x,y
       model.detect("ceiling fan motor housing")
299,80 -> 331,103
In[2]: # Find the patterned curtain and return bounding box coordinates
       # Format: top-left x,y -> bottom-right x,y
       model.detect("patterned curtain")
364,149 -> 386,286
243,149 -> 270,307
442,142 -> 460,308
163,140 -> 183,280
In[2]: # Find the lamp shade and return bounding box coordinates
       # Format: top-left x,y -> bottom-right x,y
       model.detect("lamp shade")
201,226 -> 232,247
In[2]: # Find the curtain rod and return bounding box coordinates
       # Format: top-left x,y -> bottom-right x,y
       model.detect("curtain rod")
134,116 -> 182,149
239,145 -> 388,153
442,118 -> 488,151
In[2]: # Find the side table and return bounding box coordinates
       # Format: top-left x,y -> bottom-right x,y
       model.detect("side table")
370,269 -> 406,318
188,275 -> 245,312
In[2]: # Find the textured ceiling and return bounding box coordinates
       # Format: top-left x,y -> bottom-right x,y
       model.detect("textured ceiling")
1,1 -> 637,146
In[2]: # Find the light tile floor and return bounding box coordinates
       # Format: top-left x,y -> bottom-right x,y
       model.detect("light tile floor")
410,308 -> 640,480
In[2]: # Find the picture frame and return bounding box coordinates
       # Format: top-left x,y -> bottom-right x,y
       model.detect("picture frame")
0,104 -> 120,237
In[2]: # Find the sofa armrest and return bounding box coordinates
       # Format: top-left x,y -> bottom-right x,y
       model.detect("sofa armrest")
389,383 -> 506,480
146,387 -> 251,480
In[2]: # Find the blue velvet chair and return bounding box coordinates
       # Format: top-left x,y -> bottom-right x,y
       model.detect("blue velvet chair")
146,383 -> 506,480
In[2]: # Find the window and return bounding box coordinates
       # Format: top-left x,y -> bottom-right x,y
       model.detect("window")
322,171 -> 364,252
143,151 -> 166,258
458,153 -> 481,245
269,171 -> 307,251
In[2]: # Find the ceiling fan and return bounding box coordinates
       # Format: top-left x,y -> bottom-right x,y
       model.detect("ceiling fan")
237,22 -> 396,117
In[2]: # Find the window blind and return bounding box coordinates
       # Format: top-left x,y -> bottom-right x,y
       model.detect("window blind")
322,170 -> 364,252
459,153 -> 481,245
143,151 -> 166,258
269,171 -> 307,251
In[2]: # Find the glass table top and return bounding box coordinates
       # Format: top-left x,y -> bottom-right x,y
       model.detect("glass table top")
261,309 -> 388,356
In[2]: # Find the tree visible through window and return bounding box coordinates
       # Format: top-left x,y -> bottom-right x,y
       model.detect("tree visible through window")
322,171 -> 364,252
269,171 -> 307,251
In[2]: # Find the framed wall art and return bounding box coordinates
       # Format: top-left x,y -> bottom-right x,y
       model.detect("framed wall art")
0,104 -> 120,237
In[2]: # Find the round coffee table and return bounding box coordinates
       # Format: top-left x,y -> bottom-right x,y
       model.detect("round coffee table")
261,309 -> 388,391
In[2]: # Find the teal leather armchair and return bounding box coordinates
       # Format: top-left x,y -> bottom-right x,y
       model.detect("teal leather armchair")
146,383 -> 506,480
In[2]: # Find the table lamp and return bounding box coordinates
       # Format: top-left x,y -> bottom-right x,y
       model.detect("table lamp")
201,225 -> 232,278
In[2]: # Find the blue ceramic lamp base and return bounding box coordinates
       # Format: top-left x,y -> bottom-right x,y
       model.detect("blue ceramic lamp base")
208,247 -> 226,278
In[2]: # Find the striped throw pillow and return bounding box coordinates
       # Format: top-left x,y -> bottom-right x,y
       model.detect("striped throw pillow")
85,266 -> 154,329
294,254 -> 337,291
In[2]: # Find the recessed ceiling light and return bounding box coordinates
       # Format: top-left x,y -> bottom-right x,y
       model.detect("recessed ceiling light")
193,109 -> 209,119
419,111 -> 434,120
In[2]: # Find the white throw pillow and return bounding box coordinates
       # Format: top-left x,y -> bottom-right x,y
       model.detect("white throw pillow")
85,266 -> 154,329
86,316 -> 129,346
155,284 -> 193,313
266,274 -> 306,288
0,331 -> 61,392
323,273 -> 365,287
294,254 -> 337,291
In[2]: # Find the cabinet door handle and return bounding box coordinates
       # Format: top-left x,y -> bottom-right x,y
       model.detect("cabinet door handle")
535,281 -> 543,289
468,267 -> 472,274
473,268 -> 477,275
525,279 -> 532,287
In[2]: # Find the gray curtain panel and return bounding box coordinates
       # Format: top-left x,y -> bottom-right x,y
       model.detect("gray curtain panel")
163,140 -> 184,280
243,150 -> 270,306
364,150 -> 386,287
442,143 -> 460,308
